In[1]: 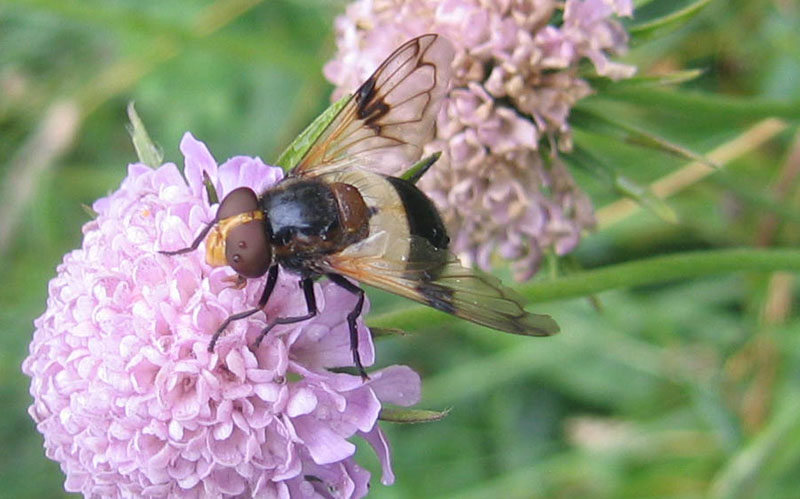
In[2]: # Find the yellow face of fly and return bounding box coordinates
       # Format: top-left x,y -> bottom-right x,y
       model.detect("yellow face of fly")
205,211 -> 265,267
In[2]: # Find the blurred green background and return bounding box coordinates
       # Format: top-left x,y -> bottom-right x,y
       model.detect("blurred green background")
3,0 -> 800,497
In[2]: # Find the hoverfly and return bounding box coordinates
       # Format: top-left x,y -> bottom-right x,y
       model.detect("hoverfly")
161,34 -> 559,378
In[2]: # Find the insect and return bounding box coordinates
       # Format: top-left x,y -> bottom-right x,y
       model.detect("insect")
161,34 -> 559,378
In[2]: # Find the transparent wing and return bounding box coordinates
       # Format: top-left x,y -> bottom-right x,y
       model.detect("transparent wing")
323,233 -> 560,336
291,34 -> 454,177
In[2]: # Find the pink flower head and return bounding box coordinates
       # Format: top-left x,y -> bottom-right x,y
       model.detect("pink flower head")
325,0 -> 635,280
22,133 -> 421,498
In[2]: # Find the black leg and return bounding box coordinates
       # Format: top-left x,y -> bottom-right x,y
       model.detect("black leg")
327,274 -> 368,380
254,277 -> 318,348
207,265 -> 279,351
159,219 -> 216,256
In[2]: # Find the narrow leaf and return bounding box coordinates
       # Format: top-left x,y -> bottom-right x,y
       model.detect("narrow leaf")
561,255 -> 604,313
519,249 -> 800,304
370,327 -> 408,339
400,152 -> 441,184
380,407 -> 450,424
589,69 -> 705,91
274,95 -> 350,171
202,171 -> 219,205
623,129 -> 716,168
81,203 -> 99,220
567,143 -> 678,224
614,175 -> 679,224
572,106 -> 717,167
126,102 -> 163,168
594,88 -> 800,122
627,0 -> 715,42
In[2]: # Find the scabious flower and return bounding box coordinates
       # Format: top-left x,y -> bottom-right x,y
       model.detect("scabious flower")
22,133 -> 420,498
325,0 -> 636,280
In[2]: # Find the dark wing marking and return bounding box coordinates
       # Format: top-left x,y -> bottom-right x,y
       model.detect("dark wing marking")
322,233 -> 560,336
291,34 -> 454,177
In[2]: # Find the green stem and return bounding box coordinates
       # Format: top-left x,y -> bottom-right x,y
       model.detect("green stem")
595,88 -> 800,121
520,248 -> 800,302
368,248 -> 800,330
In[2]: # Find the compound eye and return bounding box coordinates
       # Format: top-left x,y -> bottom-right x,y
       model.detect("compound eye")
217,187 -> 272,278
225,221 -> 271,278
218,187 -> 259,219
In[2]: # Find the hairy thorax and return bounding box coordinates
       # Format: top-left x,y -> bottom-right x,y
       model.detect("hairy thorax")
261,178 -> 369,273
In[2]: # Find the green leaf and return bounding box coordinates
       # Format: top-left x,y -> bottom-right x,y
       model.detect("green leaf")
274,95 -> 350,171
126,101 -> 163,167
202,170 -> 219,205
519,248 -> 800,304
572,105 -> 717,167
594,88 -> 800,123
560,255 -> 604,313
567,140 -> 678,224
710,173 -> 800,227
614,175 -> 679,224
80,203 -> 98,220
627,0 -> 715,42
380,407 -> 450,423
400,152 -> 441,184
370,326 -> 408,339
588,68 -> 705,91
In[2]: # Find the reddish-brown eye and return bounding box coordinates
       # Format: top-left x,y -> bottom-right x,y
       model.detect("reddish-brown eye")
218,187 -> 272,278
225,221 -> 271,278
218,187 -> 259,219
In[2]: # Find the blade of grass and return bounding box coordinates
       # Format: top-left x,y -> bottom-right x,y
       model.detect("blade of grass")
572,106 -> 716,167
709,396 -> 800,499
596,118 -> 788,228
568,141 -> 679,224
520,248 -> 800,303
588,68 -> 705,91
418,311 -> 678,408
627,0 -> 715,42
595,89 -> 800,122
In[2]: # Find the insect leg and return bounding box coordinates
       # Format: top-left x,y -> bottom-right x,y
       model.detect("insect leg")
159,219 -> 216,256
254,277 -> 318,348
207,265 -> 278,352
326,274 -> 368,380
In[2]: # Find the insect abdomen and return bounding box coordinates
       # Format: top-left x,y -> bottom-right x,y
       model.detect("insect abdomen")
385,176 -> 449,250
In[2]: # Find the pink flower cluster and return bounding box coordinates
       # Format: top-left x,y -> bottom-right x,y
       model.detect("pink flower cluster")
23,133 -> 420,498
325,0 -> 635,279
